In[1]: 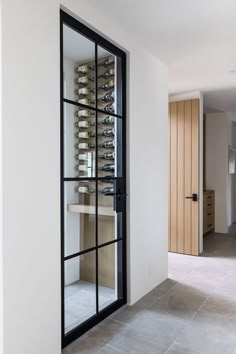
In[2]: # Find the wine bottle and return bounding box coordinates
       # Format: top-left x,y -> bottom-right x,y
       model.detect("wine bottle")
98,164 -> 115,172
75,87 -> 95,95
97,128 -> 115,137
75,76 -> 94,84
98,57 -> 115,68
91,140 -> 115,148
77,120 -> 97,128
98,152 -> 115,160
75,64 -> 93,73
104,104 -> 115,113
76,143 -> 89,149
75,110 -> 95,117
98,68 -> 115,79
75,116 -> 114,128
98,92 -> 114,103
98,116 -> 114,125
75,153 -> 89,161
98,80 -> 114,91
75,186 -> 95,193
76,132 -> 95,139
75,121 -> 90,128
76,165 -> 88,172
79,98 -> 95,105
98,187 -> 114,195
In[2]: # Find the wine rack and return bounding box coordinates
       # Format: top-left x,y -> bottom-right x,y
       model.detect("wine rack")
71,55 -> 117,288
73,54 -> 116,199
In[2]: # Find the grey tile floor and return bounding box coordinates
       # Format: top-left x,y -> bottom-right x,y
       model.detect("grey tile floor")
63,227 -> 236,353
65,281 -> 116,333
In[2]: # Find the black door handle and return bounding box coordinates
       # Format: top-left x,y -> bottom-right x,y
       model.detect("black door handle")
105,192 -> 127,198
113,178 -> 126,212
185,193 -> 198,202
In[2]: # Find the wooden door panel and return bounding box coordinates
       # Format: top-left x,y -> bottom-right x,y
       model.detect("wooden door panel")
191,99 -> 199,256
169,102 -> 178,252
184,100 -> 192,254
177,101 -> 185,253
169,99 -> 199,256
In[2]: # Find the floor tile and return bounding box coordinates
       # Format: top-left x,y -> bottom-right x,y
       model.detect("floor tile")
66,318 -> 126,354
201,286 -> 236,319
109,327 -> 165,353
176,311 -> 236,354
173,276 -> 218,297
166,342 -> 206,353
97,344 -> 126,353
149,284 -> 207,323
128,311 -> 186,351
65,281 -> 116,333
220,273 -> 236,289
133,293 -> 159,308
150,278 -> 177,297
109,305 -> 152,325
63,349 -> 71,354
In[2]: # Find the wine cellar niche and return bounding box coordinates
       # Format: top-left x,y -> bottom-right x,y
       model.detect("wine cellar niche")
61,11 -> 126,347
72,55 -> 116,285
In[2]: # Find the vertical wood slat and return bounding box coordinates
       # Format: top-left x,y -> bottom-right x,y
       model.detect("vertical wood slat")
168,104 -> 171,251
177,101 -> 185,253
191,99 -> 199,255
169,102 -> 178,252
184,100 -> 192,254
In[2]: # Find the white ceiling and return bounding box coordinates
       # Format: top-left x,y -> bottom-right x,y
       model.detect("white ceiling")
204,88 -> 236,113
86,0 -> 236,111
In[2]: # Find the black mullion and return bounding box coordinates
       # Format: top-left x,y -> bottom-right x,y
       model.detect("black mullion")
63,98 -> 123,119
64,246 -> 97,261
95,43 -> 99,315
64,177 -> 97,182
97,237 -> 123,250
60,13 -> 65,346
64,237 -> 123,262
121,54 -> 127,304
64,177 -> 119,182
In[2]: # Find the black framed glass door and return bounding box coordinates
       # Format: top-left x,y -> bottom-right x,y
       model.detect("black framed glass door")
60,10 -> 127,348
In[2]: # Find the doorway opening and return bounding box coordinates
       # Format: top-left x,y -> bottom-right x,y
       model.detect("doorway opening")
168,89 -> 236,257
203,89 -> 236,253
60,10 -> 127,348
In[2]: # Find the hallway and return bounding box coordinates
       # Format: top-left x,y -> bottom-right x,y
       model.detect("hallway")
63,228 -> 236,353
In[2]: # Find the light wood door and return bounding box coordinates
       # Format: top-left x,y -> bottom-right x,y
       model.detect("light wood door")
169,99 -> 199,256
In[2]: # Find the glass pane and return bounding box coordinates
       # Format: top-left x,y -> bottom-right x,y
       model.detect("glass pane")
63,24 -> 96,107
97,47 -> 122,116
64,181 -> 96,256
63,103 -> 96,178
64,252 -> 96,333
97,113 -> 123,178
98,242 -> 123,311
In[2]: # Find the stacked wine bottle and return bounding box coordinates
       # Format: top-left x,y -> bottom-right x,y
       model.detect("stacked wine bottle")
74,55 -> 116,195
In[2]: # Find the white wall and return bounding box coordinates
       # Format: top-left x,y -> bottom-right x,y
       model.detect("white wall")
227,119 -> 235,227
0,1 -> 4,353
233,122 -> 236,222
0,1 -> 168,354
206,113 -> 230,233
1,1 -> 61,354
